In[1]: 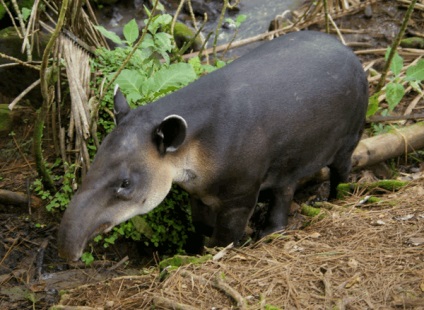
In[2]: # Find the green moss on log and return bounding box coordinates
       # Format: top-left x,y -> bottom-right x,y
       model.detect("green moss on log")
301,204 -> 321,217
337,180 -> 408,199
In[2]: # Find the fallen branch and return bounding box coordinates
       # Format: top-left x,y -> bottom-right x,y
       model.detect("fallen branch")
152,295 -> 198,310
0,189 -> 42,208
180,270 -> 247,310
352,122 -> 424,168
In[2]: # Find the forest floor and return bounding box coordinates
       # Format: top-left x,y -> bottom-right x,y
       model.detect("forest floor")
1,1 -> 424,309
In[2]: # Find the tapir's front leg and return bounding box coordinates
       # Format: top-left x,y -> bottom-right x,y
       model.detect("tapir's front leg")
207,193 -> 258,247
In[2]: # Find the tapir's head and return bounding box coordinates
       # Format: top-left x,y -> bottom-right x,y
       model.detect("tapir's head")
58,86 -> 188,261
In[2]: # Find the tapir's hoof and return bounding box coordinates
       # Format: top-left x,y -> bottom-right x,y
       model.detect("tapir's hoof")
258,226 -> 286,240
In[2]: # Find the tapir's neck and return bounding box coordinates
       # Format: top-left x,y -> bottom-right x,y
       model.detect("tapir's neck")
169,140 -> 211,194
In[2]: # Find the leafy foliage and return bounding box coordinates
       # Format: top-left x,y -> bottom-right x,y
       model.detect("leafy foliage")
32,160 -> 76,212
368,48 -> 424,118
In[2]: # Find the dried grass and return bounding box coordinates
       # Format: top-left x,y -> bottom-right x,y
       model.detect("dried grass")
56,180 -> 424,309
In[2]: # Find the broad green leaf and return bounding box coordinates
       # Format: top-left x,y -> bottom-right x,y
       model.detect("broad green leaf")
154,32 -> 173,52
390,51 -> 403,76
147,14 -> 172,34
143,63 -> 196,97
94,25 -> 123,45
114,69 -> 145,104
405,59 -> 424,81
386,82 -> 405,111
123,19 -> 139,45
366,93 -> 380,118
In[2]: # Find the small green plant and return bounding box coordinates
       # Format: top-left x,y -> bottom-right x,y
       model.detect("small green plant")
368,48 -> 424,118
81,252 -> 94,266
32,161 -> 76,212
225,14 -> 247,29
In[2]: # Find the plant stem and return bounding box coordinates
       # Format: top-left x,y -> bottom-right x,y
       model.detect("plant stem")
376,0 -> 417,93
323,0 -> 330,34
35,0 -> 69,190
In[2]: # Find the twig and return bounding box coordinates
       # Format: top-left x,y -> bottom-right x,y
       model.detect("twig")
213,242 -> 234,261
107,255 -> 129,272
8,79 -> 41,110
10,0 -> 32,61
321,268 -> 333,307
35,239 -> 50,281
152,295 -> 198,310
0,52 -> 40,70
323,0 -> 330,33
0,0 -> 22,37
11,133 -> 36,174
180,270 -> 247,309
171,0 -> 185,42
328,14 -> 346,45
367,112 -> 424,123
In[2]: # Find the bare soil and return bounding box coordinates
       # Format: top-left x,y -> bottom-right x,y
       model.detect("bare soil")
1,1 -> 424,309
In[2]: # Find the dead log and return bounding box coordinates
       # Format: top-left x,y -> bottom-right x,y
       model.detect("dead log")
352,122 -> 424,169
0,189 -> 43,208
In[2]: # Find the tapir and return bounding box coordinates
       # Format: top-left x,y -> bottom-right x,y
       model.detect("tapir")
58,30 -> 368,261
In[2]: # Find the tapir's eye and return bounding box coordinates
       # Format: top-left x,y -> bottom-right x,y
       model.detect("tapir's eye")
121,179 -> 130,188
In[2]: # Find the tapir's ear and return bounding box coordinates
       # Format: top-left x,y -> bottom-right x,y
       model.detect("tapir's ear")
155,115 -> 187,154
113,85 -> 131,125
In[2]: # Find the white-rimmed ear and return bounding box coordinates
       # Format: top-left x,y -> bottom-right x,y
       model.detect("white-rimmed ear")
155,115 -> 187,154
113,85 -> 131,125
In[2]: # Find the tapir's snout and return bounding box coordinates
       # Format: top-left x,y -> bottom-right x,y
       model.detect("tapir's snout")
57,189 -> 114,261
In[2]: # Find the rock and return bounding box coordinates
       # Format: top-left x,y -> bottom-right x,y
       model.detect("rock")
364,5 -> 373,18
174,22 -> 203,52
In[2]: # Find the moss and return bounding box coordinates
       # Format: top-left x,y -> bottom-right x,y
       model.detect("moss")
174,22 -> 203,51
366,196 -> 382,204
301,204 -> 321,217
337,180 -> 407,198
336,183 -> 353,199
158,254 -> 212,271
400,37 -> 424,49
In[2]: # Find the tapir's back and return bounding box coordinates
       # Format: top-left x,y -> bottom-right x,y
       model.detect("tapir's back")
155,31 -> 367,137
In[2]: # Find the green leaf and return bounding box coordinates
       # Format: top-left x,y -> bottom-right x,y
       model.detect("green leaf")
143,63 -> 196,97
81,252 -> 94,265
147,14 -> 172,34
94,25 -> 123,45
123,19 -> 139,45
22,8 -> 31,22
366,93 -> 380,117
154,32 -> 173,52
116,69 -> 146,94
386,82 -> 405,111
390,51 -> 403,76
235,14 -> 247,27
405,59 -> 424,81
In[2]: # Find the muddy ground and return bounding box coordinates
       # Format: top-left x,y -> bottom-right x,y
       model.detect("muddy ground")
1,1 -> 424,309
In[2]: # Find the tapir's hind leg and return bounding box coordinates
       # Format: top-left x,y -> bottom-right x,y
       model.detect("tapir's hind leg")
259,184 -> 296,238
207,192 -> 258,247
328,144 -> 357,199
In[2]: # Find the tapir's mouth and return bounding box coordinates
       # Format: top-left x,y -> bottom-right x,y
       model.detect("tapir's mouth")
87,222 -> 113,243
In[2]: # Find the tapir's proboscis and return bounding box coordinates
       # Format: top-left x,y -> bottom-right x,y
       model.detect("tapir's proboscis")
58,31 -> 368,261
